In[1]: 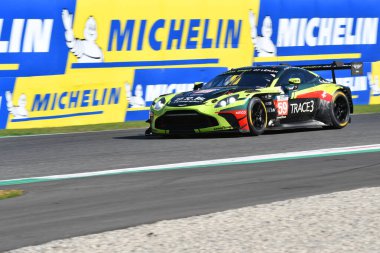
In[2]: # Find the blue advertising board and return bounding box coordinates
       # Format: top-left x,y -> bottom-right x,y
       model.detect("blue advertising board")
0,0 -> 76,77
253,0 -> 379,64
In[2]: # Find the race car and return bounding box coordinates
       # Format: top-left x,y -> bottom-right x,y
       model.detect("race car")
147,62 -> 358,136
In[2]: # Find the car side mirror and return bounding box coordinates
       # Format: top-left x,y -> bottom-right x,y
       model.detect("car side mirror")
288,77 -> 301,85
193,82 -> 204,91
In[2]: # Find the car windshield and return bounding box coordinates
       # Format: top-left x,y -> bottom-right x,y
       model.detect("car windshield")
202,70 -> 278,89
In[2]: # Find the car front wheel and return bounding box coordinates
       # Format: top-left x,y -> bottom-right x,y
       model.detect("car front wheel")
247,97 -> 267,136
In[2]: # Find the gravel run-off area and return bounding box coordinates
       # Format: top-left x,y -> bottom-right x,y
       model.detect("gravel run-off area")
8,187 -> 380,253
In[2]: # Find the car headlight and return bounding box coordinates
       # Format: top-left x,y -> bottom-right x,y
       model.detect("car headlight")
215,95 -> 239,108
153,97 -> 166,111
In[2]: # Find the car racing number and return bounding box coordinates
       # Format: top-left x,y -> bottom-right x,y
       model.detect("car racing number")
274,95 -> 289,116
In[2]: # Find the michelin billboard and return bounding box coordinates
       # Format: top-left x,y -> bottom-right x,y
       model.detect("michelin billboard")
0,0 -> 379,129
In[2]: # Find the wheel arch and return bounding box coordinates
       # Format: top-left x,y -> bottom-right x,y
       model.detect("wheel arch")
336,86 -> 353,114
250,93 -> 278,125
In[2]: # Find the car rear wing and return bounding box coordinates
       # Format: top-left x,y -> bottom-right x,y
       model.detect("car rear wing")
296,61 -> 363,84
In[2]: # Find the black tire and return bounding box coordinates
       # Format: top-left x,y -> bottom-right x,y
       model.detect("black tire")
329,91 -> 350,129
145,127 -> 153,136
247,97 -> 267,136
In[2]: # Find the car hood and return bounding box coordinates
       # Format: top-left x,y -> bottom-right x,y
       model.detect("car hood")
167,87 -> 254,107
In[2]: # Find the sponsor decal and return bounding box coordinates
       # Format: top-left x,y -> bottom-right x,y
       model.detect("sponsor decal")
251,68 -> 279,73
173,96 -> 206,103
30,88 -> 120,112
274,95 -> 289,116
191,96 -> 206,101
218,109 -> 247,116
214,126 -> 231,131
351,62 -> 364,75
290,100 -> 315,114
235,110 -> 247,115
194,89 -> 218,94
108,18 -> 242,51
276,17 -> 378,47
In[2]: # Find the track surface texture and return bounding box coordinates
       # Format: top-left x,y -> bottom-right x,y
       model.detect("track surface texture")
1,113 -> 380,251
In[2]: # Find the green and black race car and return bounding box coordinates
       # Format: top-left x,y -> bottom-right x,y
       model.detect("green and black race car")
147,62 -> 358,136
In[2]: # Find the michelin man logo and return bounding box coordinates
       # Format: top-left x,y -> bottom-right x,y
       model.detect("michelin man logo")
249,10 -> 277,57
62,9 -> 104,63
5,91 -> 28,119
368,73 -> 380,96
126,83 -> 146,108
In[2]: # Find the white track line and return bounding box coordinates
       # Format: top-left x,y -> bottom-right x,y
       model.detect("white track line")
1,144 -> 380,186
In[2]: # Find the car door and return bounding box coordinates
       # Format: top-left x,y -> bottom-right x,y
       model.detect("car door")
275,68 -> 319,123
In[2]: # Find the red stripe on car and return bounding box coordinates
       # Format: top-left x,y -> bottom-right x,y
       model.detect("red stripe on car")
296,91 -> 333,101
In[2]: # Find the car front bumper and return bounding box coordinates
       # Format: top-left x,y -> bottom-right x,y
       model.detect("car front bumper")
150,106 -> 250,135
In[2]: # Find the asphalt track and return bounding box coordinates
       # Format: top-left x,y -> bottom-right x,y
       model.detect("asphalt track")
1,113 -> 380,251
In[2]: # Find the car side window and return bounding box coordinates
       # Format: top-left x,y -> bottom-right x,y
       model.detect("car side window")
276,69 -> 298,86
276,68 -> 317,87
299,69 -> 318,84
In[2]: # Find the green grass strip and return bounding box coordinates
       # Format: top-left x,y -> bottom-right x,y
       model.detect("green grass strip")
354,104 -> 380,114
0,189 -> 24,200
0,121 -> 148,137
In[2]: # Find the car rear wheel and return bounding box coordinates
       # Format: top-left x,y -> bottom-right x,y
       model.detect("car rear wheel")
248,97 -> 267,136
329,91 -> 350,129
